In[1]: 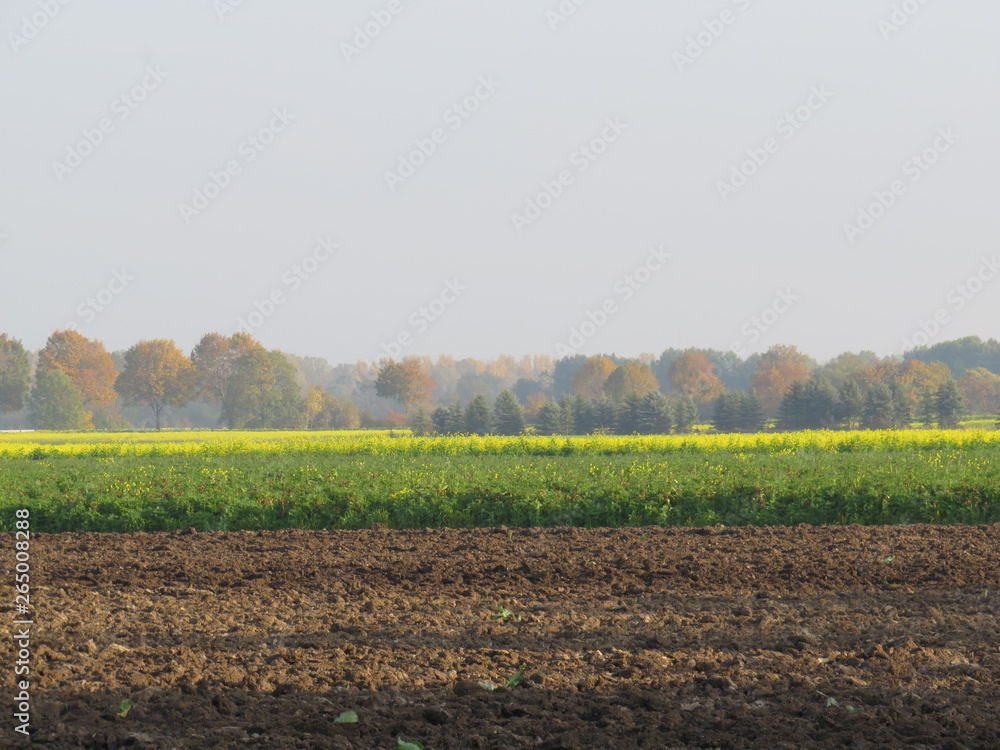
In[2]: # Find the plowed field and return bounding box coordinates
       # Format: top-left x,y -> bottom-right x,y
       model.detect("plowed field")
5,524 -> 1000,748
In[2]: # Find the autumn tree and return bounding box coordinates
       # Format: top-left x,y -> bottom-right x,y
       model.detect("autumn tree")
303,385 -> 360,429
191,332 -> 261,427
375,358 -> 435,411
814,351 -> 880,390
227,349 -> 304,429
571,356 -> 617,400
668,350 -> 724,404
958,368 -> 1000,415
751,345 -> 813,415
604,362 -> 659,401
897,359 -> 953,405
28,369 -> 89,430
115,340 -> 197,429
0,334 -> 31,413
37,330 -> 118,425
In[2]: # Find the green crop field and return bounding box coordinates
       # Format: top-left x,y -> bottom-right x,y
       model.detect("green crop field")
1,429 -> 998,533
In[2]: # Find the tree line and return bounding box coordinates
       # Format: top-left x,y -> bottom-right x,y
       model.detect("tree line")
0,331 -> 357,430
1,331 -> 998,432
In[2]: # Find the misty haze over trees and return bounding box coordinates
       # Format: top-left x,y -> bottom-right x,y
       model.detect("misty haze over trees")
1,331 -> 999,435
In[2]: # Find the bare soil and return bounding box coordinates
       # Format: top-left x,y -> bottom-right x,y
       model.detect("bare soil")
4,524 -> 1000,748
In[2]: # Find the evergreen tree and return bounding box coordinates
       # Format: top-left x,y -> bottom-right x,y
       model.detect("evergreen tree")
837,379 -> 864,430
492,390 -> 525,435
934,379 -> 965,429
617,393 -> 643,434
915,387 -> 936,428
431,406 -> 450,434
802,380 -> 838,429
535,400 -> 566,435
563,394 -> 592,435
409,405 -> 432,436
447,401 -> 466,433
636,391 -> 672,434
777,382 -> 808,430
890,382 -> 913,428
465,394 -> 492,435
737,390 -> 765,432
591,398 -> 619,433
713,392 -> 740,433
673,397 -> 698,433
863,383 -> 896,429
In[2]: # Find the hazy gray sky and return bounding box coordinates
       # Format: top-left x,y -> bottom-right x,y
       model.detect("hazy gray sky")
2,0 -> 997,365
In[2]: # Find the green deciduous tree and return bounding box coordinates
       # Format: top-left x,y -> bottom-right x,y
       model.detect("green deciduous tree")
304,385 -> 360,429
0,334 -> 31,413
191,332 -> 261,427
28,368 -> 89,430
227,349 -> 304,429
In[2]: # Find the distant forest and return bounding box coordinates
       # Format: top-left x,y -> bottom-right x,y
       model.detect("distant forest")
1,330 -> 999,434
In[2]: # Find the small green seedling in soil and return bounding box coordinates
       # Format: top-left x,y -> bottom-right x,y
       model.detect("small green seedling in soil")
117,699 -> 132,718
880,556 -> 895,564
492,605 -> 522,623
334,710 -> 358,723
506,529 -> 514,543
504,671 -> 525,688
396,738 -> 423,750
478,672 -> 525,691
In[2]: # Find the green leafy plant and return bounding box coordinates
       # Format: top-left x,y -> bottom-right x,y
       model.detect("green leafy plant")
117,699 -> 132,718
334,710 -> 358,723
478,672 -> 526,691
503,671 -> 525,688
396,739 -> 423,750
880,556 -> 895,564
492,605 -> 522,623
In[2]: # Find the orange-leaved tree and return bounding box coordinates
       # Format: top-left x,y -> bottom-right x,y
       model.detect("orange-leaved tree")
603,362 -> 659,401
667,350 -> 724,405
571,355 -> 617,400
37,330 -> 118,427
375,357 -> 436,411
115,340 -> 197,429
751,344 -> 812,415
